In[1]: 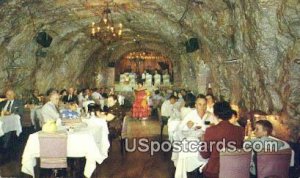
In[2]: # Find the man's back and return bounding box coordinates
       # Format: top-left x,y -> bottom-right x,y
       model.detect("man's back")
201,121 -> 244,178
41,101 -> 60,123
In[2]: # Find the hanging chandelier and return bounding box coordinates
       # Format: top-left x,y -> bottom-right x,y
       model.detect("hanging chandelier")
91,2 -> 123,45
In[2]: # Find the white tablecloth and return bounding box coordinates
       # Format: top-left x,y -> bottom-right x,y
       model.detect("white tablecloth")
0,114 -> 22,137
171,130 -> 207,178
167,118 -> 181,142
21,118 -> 110,178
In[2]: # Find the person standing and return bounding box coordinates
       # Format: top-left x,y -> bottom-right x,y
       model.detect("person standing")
132,81 -> 150,120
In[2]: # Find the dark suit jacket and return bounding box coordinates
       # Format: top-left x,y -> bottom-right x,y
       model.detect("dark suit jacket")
107,103 -> 126,139
62,95 -> 78,104
0,99 -> 24,116
200,121 -> 244,178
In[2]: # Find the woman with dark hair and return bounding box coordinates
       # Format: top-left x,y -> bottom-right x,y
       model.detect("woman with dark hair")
132,81 -> 150,120
200,101 -> 244,178
60,89 -> 67,98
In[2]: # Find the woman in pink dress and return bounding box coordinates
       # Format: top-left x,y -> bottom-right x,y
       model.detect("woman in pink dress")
132,82 -> 150,120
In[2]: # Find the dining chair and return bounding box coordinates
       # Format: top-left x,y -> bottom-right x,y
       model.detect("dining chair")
38,131 -> 68,177
256,148 -> 292,178
219,148 -> 252,178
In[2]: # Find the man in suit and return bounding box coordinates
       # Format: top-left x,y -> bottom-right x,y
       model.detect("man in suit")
200,101 -> 244,178
62,87 -> 78,104
41,92 -> 60,123
106,94 -> 126,139
0,89 -> 24,152
0,89 -> 24,116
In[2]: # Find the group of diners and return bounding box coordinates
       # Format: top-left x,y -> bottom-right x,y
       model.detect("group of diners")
151,89 -> 294,178
0,86 -> 126,153
0,86 -> 295,178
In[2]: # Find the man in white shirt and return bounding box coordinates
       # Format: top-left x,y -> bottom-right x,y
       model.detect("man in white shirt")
172,94 -> 216,178
161,95 -> 178,120
41,92 -> 60,123
179,94 -> 218,136
248,120 -> 294,176
91,88 -> 103,100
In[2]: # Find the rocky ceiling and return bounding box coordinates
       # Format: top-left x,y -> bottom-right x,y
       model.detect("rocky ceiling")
0,0 -> 300,140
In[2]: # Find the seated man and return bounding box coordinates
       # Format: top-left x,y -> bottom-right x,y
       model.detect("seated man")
41,92 -> 60,123
248,120 -> 293,176
179,94 -> 217,135
200,101 -> 245,178
0,89 -> 24,116
161,95 -> 178,124
91,88 -> 103,105
0,89 -> 24,150
62,87 -> 78,104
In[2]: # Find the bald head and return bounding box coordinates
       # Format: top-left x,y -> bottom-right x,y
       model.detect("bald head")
6,90 -> 15,100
